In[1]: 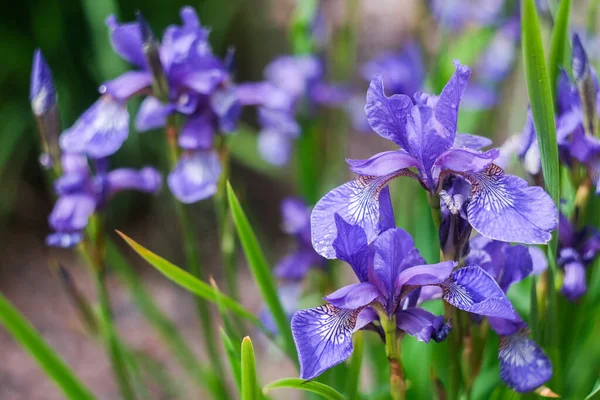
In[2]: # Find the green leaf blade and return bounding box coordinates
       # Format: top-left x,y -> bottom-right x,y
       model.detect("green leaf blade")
226,182 -> 297,362
263,378 -> 346,400
241,336 -> 258,400
548,0 -> 572,101
0,293 -> 96,400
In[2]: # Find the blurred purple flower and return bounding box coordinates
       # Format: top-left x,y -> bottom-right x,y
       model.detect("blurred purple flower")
557,214 -> 600,301
311,61 -> 557,259
292,193 -> 518,380
430,0 -> 506,30
167,150 -> 221,204
465,237 -> 553,393
30,50 -> 56,117
47,154 -> 161,247
237,55 -> 349,165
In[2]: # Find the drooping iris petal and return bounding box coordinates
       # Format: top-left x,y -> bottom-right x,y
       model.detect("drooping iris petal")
396,307 -> 444,343
47,194 -> 96,248
107,167 -> 161,196
434,60 -> 471,140
100,71 -> 152,100
60,99 -> 129,159
332,214 -> 372,282
497,245 -> 533,292
324,282 -> 381,309
106,15 -> 146,68
453,133 -> 493,150
498,330 -> 553,393
291,304 -> 361,380
275,250 -> 322,281
464,164 -> 557,245
561,261 -> 587,301
281,198 -> 311,235
355,307 -> 379,331
179,114 -> 214,150
395,261 -> 456,288
442,266 -> 518,319
347,150 -> 422,176
365,74 -> 413,147
135,97 -> 173,132
258,130 -> 293,166
167,151 -> 221,203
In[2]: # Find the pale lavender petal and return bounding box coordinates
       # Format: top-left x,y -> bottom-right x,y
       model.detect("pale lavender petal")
417,286 -> 443,304
434,60 -> 471,140
258,130 -> 293,166
465,165 -> 558,244
453,133 -> 493,150
46,232 -> 84,248
106,15 -> 146,68
332,214 -> 372,282
291,304 -> 360,380
135,97 -> 173,132
462,84 -> 497,110
100,71 -> 152,100
180,69 -> 226,94
179,114 -> 214,150
434,148 -> 498,177
310,83 -> 351,105
365,74 -> 414,147
347,150 -> 422,176
442,266 -> 518,319
488,315 -> 525,336
281,198 -> 310,235
265,55 -> 322,98
60,98 -> 129,159
395,261 -> 456,288
528,246 -> 548,275
258,108 -> 300,136
167,151 -> 221,203
355,307 -> 378,331
107,167 -> 161,196
48,194 -> 96,233
324,282 -> 380,309
396,307 -> 444,343
561,261 -> 587,301
498,330 -> 553,392
236,82 -> 295,110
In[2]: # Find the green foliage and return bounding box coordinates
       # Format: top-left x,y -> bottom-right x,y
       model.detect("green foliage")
547,0 -> 572,101
263,378 -> 346,400
241,336 -> 259,400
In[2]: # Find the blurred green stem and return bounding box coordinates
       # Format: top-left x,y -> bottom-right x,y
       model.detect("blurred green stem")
381,315 -> 405,400
164,116 -> 229,399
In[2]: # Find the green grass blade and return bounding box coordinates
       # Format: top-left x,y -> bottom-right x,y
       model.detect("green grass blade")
548,0 -> 572,101
345,331 -> 364,400
226,182 -> 297,362
241,336 -> 258,400
0,292 -> 96,400
583,379 -> 600,400
221,328 -> 242,392
116,230 -> 262,327
263,378 -> 346,400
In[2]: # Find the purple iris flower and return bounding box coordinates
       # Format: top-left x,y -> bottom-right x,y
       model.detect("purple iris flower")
558,214 -> 600,301
275,198 -> 325,281
47,153 -> 161,247
430,0 -> 506,30
311,61 -> 557,259
292,190 -> 518,380
465,237 -> 553,393
237,55 -> 348,165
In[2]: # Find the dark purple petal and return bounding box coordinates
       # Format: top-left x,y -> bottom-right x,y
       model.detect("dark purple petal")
60,98 -> 129,159
465,164 -> 558,244
378,186 -> 396,233
582,231 -> 600,262
281,198 -> 310,235
258,130 -> 293,166
30,49 -> 56,116
365,74 -> 414,147
573,33 -> 589,82
561,261 -> 587,301
275,250 -> 322,281
395,261 -> 455,288
570,128 -> 600,163
311,175 -> 400,259
167,151 -> 221,203
442,266 -> 518,319
434,148 -> 498,176
558,213 -> 575,248
453,133 -> 493,150
106,15 -> 146,68
291,304 -> 360,380
497,245 -> 533,292
48,194 -> 96,233
347,150 -> 422,176
99,71 -> 152,100
107,167 -> 161,196
498,330 -> 553,393
135,97 -> 173,131
324,283 -> 381,309
332,214 -> 372,282
396,307 -> 444,343
179,114 -> 214,150
434,60 -> 471,140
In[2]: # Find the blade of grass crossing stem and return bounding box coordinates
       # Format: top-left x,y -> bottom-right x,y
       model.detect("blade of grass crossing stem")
241,337 -> 259,400
0,292 -> 96,400
221,329 -> 242,392
548,0 -> 572,101
263,378 -> 346,400
345,331 -> 364,400
116,231 -> 263,327
226,183 -> 297,362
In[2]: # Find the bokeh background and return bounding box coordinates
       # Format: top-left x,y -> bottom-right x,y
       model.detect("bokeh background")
0,0 -> 596,399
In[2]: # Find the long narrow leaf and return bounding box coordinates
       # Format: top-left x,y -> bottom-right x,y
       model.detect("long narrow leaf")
548,0 -> 572,101
116,231 -> 262,327
226,183 -> 297,361
263,378 -> 346,400
221,329 -> 242,391
345,331 -> 364,400
241,336 -> 258,400
0,292 -> 96,400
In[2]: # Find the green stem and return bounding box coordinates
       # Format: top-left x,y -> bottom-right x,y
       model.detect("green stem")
381,315 -> 405,400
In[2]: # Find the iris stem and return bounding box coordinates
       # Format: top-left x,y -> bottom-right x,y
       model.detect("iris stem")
381,316 -> 405,400
164,116 -> 229,400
